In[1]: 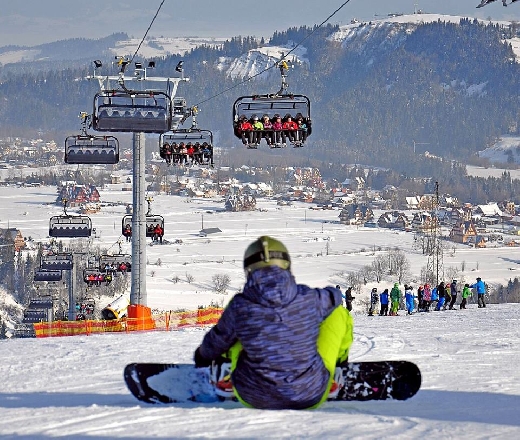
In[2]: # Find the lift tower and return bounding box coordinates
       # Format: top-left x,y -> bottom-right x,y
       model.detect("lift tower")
88,59 -> 189,305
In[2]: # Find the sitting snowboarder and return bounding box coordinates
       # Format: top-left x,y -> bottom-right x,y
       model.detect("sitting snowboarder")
193,236 -> 353,410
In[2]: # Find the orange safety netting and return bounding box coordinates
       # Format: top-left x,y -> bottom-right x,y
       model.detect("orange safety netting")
33,307 -> 223,338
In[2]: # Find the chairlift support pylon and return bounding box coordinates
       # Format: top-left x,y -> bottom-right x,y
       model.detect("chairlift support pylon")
65,113 -> 119,164
87,58 -> 189,307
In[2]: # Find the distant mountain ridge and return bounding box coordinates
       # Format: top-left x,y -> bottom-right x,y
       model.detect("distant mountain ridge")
0,33 -> 230,66
1,13 -> 519,175
1,14 -> 519,77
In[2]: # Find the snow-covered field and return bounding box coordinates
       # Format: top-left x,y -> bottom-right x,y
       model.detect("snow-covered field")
1,305 -> 519,438
1,184 -> 520,438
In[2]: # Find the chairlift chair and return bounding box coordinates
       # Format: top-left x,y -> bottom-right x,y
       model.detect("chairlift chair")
171,97 -> 188,129
122,214 -> 164,238
160,128 -> 214,166
92,90 -> 172,133
40,253 -> 74,271
34,269 -> 62,282
83,268 -> 111,286
64,134 -> 119,164
49,215 -> 92,238
22,309 -> 49,324
233,58 -> 311,148
28,296 -> 54,309
99,254 -> 132,273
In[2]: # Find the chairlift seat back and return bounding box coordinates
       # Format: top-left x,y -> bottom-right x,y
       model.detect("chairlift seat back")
49,215 -> 92,238
65,135 -> 119,164
93,90 -> 172,133
40,253 -> 74,271
34,270 -> 62,282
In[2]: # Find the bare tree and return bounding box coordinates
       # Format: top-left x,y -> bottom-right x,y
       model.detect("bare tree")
212,274 -> 231,294
359,265 -> 373,285
445,266 -> 460,284
371,255 -> 388,282
388,249 -> 410,284
344,271 -> 363,293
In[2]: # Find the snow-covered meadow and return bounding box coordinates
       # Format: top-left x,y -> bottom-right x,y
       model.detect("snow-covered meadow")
0,183 -> 520,438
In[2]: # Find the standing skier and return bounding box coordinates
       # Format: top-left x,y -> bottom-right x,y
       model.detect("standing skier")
193,236 -> 353,410
379,288 -> 389,316
422,284 -> 432,312
368,288 -> 379,316
470,277 -> 487,308
389,283 -> 402,316
404,285 -> 415,315
337,285 -> 354,312
448,280 -> 459,310
345,287 -> 355,312
435,282 -> 446,311
416,285 -> 424,311
460,283 -> 472,309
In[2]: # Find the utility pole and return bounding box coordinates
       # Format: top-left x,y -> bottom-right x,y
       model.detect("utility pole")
426,181 -> 444,286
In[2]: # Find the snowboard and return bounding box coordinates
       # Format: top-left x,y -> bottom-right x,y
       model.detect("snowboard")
124,360 -> 421,405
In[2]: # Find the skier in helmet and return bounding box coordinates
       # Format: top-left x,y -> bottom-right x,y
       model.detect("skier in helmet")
193,235 -> 353,409
368,287 -> 379,316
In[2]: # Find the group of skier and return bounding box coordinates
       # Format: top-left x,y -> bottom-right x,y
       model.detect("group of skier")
234,113 -> 310,148
365,277 -> 487,316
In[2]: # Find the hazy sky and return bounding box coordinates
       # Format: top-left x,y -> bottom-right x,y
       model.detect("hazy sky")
1,0 -> 520,47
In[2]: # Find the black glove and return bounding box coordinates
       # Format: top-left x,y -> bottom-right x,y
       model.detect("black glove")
194,346 -> 212,368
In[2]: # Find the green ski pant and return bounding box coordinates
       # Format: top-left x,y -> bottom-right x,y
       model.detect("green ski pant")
225,305 -> 354,408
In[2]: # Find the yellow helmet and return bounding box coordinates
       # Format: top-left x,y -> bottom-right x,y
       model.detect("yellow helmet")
243,236 -> 291,273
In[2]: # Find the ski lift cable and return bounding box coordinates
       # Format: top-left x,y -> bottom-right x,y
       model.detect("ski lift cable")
193,0 -> 352,108
129,0 -> 166,64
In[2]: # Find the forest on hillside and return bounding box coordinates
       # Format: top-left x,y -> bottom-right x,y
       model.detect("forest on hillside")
0,19 -> 520,203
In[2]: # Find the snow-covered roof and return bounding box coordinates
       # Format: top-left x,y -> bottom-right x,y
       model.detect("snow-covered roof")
477,203 -> 503,216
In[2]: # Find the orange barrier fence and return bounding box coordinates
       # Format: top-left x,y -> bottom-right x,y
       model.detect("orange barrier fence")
33,307 -> 223,338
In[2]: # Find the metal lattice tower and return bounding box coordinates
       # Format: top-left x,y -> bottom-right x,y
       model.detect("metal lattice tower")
426,181 -> 444,286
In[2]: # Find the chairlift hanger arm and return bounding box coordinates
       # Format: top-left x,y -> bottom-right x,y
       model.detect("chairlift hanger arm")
276,59 -> 290,96
87,59 -> 189,100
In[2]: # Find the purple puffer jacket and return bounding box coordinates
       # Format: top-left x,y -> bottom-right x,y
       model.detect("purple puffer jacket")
198,266 -> 342,409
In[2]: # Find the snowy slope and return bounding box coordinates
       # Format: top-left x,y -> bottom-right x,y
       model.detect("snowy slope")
221,44 -> 308,80
330,13 -> 520,59
478,135 -> 520,165
1,305 -> 519,438
0,183 -> 519,437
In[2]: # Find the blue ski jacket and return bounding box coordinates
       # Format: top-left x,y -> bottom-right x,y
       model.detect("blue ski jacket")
470,279 -> 486,294
198,265 -> 343,409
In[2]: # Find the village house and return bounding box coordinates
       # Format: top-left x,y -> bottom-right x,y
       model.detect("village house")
0,228 -> 26,251
410,212 -> 439,232
377,211 -> 410,230
449,221 -> 478,244
338,204 -> 374,225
